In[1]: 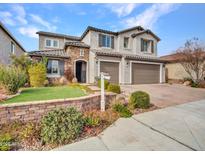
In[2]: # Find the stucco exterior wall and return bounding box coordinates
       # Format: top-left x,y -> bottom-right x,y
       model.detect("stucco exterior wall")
0,28 -> 24,65
135,33 -> 157,57
89,31 -> 117,52
165,63 -> 190,80
82,30 -> 158,58
39,35 -> 65,50
117,29 -> 140,54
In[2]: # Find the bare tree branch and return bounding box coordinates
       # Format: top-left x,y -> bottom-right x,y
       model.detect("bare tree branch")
176,38 -> 205,83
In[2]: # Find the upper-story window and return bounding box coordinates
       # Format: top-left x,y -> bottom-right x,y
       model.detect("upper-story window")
99,34 -> 114,48
11,42 -> 15,54
141,38 -> 149,52
124,37 -> 129,49
141,38 -> 154,53
45,39 -> 59,48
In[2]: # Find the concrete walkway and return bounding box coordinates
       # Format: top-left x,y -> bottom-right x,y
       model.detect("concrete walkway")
54,99 -> 205,151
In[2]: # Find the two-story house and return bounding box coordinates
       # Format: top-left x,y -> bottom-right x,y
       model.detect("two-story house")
29,26 -> 166,84
0,22 -> 26,65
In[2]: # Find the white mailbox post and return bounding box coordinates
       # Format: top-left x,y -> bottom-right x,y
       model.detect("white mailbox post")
100,72 -> 110,112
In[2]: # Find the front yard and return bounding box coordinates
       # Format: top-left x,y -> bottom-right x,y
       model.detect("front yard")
1,86 -> 86,104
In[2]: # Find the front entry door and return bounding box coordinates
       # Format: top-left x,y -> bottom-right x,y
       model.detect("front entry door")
76,61 -> 86,83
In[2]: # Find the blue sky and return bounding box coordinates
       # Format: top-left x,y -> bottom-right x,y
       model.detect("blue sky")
0,3 -> 205,56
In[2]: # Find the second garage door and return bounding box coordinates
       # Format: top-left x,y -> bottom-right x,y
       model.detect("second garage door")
100,61 -> 119,83
132,63 -> 160,84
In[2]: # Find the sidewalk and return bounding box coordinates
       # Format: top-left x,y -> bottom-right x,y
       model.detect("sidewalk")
54,99 -> 205,151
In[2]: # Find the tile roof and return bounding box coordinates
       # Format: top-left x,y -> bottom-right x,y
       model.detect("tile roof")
37,25 -> 158,41
65,41 -> 90,48
131,30 -> 161,41
28,49 -> 69,58
118,26 -> 144,34
36,31 -> 81,41
92,50 -> 165,63
0,21 -> 26,52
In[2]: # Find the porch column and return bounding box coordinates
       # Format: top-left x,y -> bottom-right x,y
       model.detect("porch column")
160,63 -> 163,83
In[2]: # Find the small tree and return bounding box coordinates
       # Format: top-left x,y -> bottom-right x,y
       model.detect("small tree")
176,38 -> 205,84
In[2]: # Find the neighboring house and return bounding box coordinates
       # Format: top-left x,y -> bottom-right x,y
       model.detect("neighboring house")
0,22 -> 26,65
160,53 -> 190,82
29,26 -> 166,84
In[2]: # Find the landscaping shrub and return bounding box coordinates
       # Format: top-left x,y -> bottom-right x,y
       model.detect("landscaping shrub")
112,103 -> 133,118
41,107 -> 84,144
28,63 -> 46,87
107,84 -> 121,94
20,122 -> 40,141
129,91 -> 150,109
0,133 -> 13,151
0,65 -> 27,94
84,111 -> 101,127
98,79 -> 109,89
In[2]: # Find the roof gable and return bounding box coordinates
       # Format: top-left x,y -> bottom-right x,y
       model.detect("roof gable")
0,21 -> 26,52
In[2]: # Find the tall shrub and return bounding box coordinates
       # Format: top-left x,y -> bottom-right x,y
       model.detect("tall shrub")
0,65 -> 27,94
10,54 -> 33,84
28,63 -> 46,87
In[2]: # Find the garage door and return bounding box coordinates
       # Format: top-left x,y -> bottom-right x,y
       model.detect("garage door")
132,63 -> 160,84
100,61 -> 119,83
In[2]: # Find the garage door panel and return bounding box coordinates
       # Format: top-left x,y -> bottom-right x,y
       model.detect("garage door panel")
100,61 -> 119,83
132,63 -> 160,84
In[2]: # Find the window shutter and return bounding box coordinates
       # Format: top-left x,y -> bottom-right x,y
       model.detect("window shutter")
59,60 -> 64,76
99,34 -> 102,47
111,36 -> 114,49
141,38 -> 144,51
151,40 -> 154,53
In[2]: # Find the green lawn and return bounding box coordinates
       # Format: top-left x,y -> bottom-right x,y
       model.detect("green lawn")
1,86 -> 86,104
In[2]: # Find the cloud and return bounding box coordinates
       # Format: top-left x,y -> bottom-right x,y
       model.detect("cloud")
19,26 -> 39,38
30,14 -> 57,31
123,4 -> 179,29
12,4 -> 27,24
0,11 -> 15,26
106,3 -> 140,17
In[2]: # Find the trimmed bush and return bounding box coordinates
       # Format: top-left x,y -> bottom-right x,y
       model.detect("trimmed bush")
84,111 -> 101,127
107,84 -> 121,94
0,133 -> 13,151
129,91 -> 150,109
28,63 -> 46,87
0,65 -> 27,94
98,79 -> 109,89
41,107 -> 84,144
112,103 -> 133,118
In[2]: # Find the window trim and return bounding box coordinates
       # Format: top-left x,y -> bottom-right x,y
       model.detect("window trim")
123,37 -> 129,49
80,49 -> 85,57
45,38 -> 59,48
141,38 -> 150,53
11,42 -> 15,54
47,59 -> 60,78
101,34 -> 112,48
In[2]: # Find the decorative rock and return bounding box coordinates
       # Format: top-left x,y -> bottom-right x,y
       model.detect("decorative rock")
183,81 -> 191,86
59,76 -> 68,85
72,77 -> 78,83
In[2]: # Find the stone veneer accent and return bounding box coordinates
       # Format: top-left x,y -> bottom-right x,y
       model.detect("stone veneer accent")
0,92 -> 116,124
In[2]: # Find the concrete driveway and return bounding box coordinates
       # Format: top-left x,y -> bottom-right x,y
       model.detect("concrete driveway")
121,84 -> 205,108
54,99 -> 205,151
